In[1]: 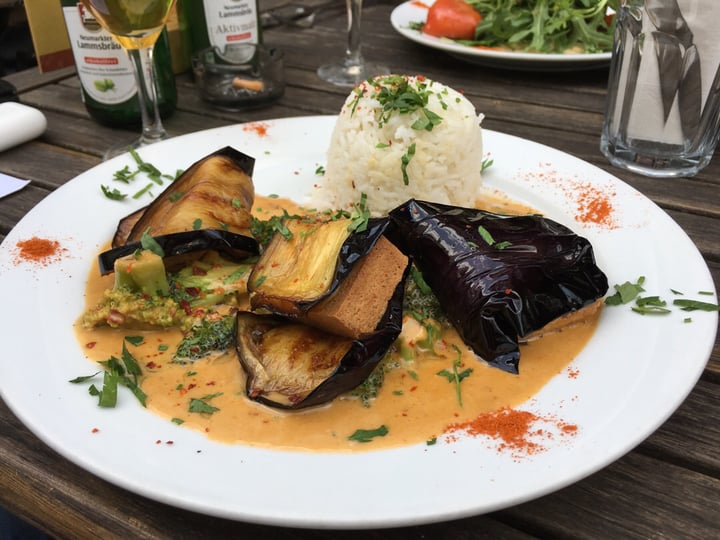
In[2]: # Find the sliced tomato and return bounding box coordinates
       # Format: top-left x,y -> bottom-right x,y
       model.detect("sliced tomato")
423,0 -> 482,40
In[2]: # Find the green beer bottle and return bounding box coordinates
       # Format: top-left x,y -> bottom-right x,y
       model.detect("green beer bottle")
60,0 -> 177,127
178,0 -> 262,56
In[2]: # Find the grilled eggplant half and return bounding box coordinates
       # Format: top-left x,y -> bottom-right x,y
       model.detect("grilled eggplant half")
388,199 -> 608,374
115,146 -> 255,246
249,217 -> 391,316
236,265 -> 408,409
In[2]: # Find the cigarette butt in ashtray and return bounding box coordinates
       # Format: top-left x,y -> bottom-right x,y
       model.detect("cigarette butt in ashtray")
232,78 -> 264,92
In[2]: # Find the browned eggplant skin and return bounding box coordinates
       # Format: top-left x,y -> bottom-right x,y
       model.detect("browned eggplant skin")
249,217 -> 392,316
119,146 -> 255,245
236,263 -> 410,410
97,229 -> 259,276
388,199 -> 609,374
112,206 -> 145,248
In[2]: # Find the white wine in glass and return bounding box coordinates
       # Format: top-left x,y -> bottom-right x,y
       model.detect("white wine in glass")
80,0 -> 176,158
317,0 -> 388,87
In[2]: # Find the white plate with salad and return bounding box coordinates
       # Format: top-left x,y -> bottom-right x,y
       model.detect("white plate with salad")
0,116 -> 717,528
391,0 -> 614,71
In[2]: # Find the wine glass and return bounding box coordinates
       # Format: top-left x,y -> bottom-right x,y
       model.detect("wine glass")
80,0 -> 175,159
317,0 -> 388,86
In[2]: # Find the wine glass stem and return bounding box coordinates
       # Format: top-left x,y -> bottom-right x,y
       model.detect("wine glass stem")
346,0 -> 363,65
127,46 -> 167,145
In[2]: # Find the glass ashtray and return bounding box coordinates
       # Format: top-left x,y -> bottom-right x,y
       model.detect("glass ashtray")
192,44 -> 285,110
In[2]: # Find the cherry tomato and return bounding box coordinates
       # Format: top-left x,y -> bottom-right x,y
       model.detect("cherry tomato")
423,0 -> 482,41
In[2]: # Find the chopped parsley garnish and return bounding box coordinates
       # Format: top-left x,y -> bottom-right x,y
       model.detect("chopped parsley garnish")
72,340 -> 147,408
101,185 -> 127,200
436,345 -> 472,406
400,142 -> 416,185
673,299 -> 719,312
348,425 -> 389,443
477,225 -> 495,245
605,276 -> 646,305
347,193 -> 371,233
104,148 -> 182,201
606,277 -> 718,318
140,229 -> 165,257
189,395 -> 221,415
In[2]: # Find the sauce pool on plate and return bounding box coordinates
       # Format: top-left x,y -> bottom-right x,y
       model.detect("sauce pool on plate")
75,195 -> 599,452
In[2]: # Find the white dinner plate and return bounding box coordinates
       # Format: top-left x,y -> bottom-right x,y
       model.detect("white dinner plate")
0,116 -> 716,528
390,1 -> 612,71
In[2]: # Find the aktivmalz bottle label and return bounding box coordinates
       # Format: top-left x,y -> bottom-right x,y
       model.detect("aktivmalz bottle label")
62,3 -> 137,105
203,0 -> 260,50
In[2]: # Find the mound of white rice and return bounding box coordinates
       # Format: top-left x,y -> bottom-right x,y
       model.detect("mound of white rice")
311,74 -> 484,215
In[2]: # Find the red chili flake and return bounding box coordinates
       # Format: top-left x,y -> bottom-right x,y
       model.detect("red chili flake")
187,383 -> 197,390
504,288 -> 513,295
180,300 -> 192,315
91,428 -> 100,433
185,287 -> 201,297
86,342 -> 97,349
410,386 -> 418,392
165,441 -> 174,445
205,381 -> 216,386
192,266 -> 207,276
146,361 -> 158,369
155,439 -> 162,444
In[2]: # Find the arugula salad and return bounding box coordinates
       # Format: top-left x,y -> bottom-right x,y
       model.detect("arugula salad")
413,0 -> 618,55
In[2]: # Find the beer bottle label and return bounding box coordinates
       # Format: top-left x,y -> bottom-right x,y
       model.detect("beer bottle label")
62,4 -> 137,104
202,0 -> 260,50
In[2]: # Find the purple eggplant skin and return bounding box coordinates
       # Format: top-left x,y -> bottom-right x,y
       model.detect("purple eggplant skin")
387,199 -> 608,374
97,229 -> 259,275
236,263 -> 410,410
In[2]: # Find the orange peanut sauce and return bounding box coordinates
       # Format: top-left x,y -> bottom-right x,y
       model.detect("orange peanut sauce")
75,195 -> 599,452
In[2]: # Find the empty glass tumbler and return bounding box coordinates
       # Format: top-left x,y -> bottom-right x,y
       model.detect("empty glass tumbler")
600,0 -> 720,177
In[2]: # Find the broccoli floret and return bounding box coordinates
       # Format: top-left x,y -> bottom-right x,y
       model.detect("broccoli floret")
350,354 -> 401,407
170,255 -> 253,308
174,315 -> 236,361
403,265 -> 443,321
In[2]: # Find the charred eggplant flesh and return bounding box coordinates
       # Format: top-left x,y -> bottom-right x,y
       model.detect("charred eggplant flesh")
236,265 -> 407,409
115,146 -> 256,246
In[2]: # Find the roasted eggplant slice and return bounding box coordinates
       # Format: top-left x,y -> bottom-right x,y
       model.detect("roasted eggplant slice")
98,229 -> 259,275
236,265 -> 408,409
388,199 -> 608,374
249,217 -> 391,316
112,206 -> 145,248
118,146 -> 255,245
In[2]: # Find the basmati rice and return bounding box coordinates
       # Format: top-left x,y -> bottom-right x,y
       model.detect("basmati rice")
310,74 -> 484,215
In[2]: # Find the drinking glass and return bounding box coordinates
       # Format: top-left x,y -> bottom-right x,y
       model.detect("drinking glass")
317,0 -> 388,87
80,0 -> 176,159
600,0 -> 720,177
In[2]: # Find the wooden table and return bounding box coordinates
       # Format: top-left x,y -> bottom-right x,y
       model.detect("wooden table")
1,1 -> 718,537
